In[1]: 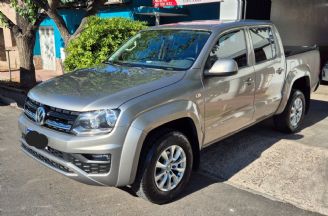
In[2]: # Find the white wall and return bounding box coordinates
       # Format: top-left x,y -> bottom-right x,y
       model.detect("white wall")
220,0 -> 243,20
271,0 -> 328,46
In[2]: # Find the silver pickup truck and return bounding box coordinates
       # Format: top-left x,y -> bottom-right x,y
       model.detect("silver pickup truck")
19,20 -> 320,204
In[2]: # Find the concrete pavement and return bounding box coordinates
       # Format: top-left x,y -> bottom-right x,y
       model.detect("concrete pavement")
200,88 -> 328,215
1,87 -> 328,215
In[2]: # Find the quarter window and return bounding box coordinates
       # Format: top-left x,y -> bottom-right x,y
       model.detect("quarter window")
249,27 -> 277,63
206,30 -> 248,69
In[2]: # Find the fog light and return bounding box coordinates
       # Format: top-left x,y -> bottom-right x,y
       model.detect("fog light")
83,154 -> 111,162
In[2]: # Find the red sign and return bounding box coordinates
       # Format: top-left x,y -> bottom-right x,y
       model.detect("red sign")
153,0 -> 221,7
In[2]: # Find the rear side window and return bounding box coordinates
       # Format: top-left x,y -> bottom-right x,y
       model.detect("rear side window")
206,30 -> 248,69
249,27 -> 277,63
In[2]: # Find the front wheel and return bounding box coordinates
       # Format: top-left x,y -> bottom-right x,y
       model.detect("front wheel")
274,89 -> 306,133
132,130 -> 193,204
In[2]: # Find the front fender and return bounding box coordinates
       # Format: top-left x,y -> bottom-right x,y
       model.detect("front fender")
276,64 -> 311,114
116,100 -> 203,186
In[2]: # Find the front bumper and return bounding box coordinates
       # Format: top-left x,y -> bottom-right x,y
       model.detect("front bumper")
18,114 -> 126,186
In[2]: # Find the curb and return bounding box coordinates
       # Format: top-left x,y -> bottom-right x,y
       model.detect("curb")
0,94 -> 21,110
0,84 -> 26,94
0,84 -> 27,108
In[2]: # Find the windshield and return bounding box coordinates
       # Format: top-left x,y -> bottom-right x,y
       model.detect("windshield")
108,30 -> 211,70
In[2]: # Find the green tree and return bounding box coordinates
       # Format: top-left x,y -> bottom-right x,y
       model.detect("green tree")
0,0 -> 105,88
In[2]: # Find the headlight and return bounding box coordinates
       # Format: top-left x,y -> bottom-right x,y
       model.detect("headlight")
72,109 -> 120,136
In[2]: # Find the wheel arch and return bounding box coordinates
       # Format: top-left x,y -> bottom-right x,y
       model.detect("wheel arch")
116,100 -> 203,186
140,117 -> 201,171
291,76 -> 311,114
276,65 -> 312,115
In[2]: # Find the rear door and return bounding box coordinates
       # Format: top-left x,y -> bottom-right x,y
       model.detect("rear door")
203,29 -> 256,145
248,26 -> 286,121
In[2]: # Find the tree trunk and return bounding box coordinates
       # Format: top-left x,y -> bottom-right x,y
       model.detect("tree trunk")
47,11 -> 71,45
16,32 -> 37,88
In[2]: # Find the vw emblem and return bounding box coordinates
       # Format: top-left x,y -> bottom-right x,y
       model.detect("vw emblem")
35,107 -> 46,125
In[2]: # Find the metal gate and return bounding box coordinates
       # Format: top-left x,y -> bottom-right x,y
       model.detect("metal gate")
39,27 -> 56,71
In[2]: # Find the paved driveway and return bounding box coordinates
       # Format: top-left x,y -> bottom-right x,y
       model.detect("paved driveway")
0,87 -> 328,216
200,91 -> 328,215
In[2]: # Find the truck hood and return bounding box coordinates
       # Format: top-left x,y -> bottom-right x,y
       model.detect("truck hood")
28,64 -> 185,111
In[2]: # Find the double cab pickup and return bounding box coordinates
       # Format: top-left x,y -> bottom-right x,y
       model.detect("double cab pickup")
19,20 -> 320,204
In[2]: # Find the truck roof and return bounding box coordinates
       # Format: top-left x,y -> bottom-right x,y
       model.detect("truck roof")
150,19 -> 273,31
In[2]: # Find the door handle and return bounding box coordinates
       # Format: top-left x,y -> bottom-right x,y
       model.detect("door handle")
277,67 -> 284,74
244,77 -> 253,86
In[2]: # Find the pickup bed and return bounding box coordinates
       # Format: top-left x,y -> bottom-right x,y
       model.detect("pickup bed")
19,20 -> 320,204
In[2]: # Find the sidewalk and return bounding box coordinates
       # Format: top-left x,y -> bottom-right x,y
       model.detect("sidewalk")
0,69 -> 63,82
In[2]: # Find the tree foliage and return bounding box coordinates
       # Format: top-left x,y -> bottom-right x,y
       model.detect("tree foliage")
64,17 -> 147,72
0,0 -> 40,31
0,0 -> 106,87
10,0 -> 39,23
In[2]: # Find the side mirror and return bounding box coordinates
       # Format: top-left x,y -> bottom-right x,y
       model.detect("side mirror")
205,59 -> 238,76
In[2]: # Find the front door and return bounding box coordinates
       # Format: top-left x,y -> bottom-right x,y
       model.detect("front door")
203,29 -> 255,145
39,27 -> 56,71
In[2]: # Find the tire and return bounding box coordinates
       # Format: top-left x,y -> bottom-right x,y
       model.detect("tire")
274,89 -> 306,133
132,129 -> 193,204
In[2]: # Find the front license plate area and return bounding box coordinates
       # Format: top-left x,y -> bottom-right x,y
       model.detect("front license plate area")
25,131 -> 48,149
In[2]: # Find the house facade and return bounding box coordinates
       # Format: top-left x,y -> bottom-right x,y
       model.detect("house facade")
2,0 -> 328,76
0,2 -> 19,71
1,0 -> 223,74
33,0 -> 222,74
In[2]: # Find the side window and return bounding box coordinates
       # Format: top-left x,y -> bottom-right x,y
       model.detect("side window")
206,30 -> 248,69
249,27 -> 277,64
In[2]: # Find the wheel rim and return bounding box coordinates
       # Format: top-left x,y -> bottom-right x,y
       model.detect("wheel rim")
154,145 -> 187,192
290,97 -> 303,127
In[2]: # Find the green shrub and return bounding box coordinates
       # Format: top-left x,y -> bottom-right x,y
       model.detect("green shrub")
64,17 -> 147,72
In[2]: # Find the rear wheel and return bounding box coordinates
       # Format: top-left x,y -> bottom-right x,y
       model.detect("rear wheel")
132,130 -> 193,204
274,89 -> 306,133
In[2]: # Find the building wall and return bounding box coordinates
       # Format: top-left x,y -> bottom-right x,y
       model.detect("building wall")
161,2 -> 220,23
33,9 -> 87,73
2,0 -> 222,73
0,2 -> 20,71
219,0 -> 242,20
33,0 -> 222,73
33,9 -> 87,59
271,0 -> 328,46
271,0 -> 328,65
33,7 -> 135,68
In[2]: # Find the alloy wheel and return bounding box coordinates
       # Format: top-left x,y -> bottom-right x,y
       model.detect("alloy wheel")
154,145 -> 187,192
290,97 -> 303,127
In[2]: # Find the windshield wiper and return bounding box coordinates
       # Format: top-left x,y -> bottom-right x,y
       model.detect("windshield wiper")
104,60 -> 122,66
105,60 -> 137,67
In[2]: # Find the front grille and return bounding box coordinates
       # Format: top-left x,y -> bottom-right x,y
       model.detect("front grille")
23,144 -> 111,174
24,97 -> 80,133
69,156 -> 111,174
46,147 -> 111,174
22,144 -> 73,173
